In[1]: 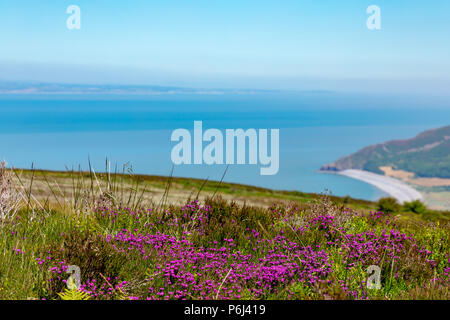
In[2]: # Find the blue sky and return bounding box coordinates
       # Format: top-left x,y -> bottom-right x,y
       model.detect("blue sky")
1,0 -> 449,94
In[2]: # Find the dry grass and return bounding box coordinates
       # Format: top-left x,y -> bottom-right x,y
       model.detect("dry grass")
11,167 -> 367,214
0,162 -> 22,223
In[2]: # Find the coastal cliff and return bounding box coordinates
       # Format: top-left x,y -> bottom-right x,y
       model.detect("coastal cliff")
320,125 -> 450,178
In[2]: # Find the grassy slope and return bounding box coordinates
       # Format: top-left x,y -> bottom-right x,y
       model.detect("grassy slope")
13,168 -> 377,211
14,168 -> 449,222
0,168 -> 449,300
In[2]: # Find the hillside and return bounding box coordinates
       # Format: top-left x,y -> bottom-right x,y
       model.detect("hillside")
12,168 -> 375,211
11,167 -> 450,221
321,125 -> 450,178
1,165 -> 449,300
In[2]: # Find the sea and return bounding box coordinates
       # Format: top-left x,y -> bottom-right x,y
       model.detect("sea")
1,92 -> 449,201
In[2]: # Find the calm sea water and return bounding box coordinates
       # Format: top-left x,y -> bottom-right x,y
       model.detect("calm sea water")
1,93 -> 449,201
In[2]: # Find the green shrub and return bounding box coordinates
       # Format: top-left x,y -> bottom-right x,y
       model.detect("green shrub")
376,197 -> 401,214
403,200 -> 427,214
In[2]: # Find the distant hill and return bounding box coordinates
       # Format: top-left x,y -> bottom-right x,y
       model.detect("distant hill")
0,81 -> 279,96
321,125 -> 450,178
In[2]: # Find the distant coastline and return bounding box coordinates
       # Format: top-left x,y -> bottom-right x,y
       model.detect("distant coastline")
320,125 -> 450,208
333,169 -> 423,203
0,81 -> 336,96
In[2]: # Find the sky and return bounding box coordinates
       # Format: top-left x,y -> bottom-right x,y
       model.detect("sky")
0,0 -> 450,94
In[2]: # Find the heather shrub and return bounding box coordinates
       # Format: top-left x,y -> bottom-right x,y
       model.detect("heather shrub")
0,189 -> 448,300
41,230 -> 128,299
